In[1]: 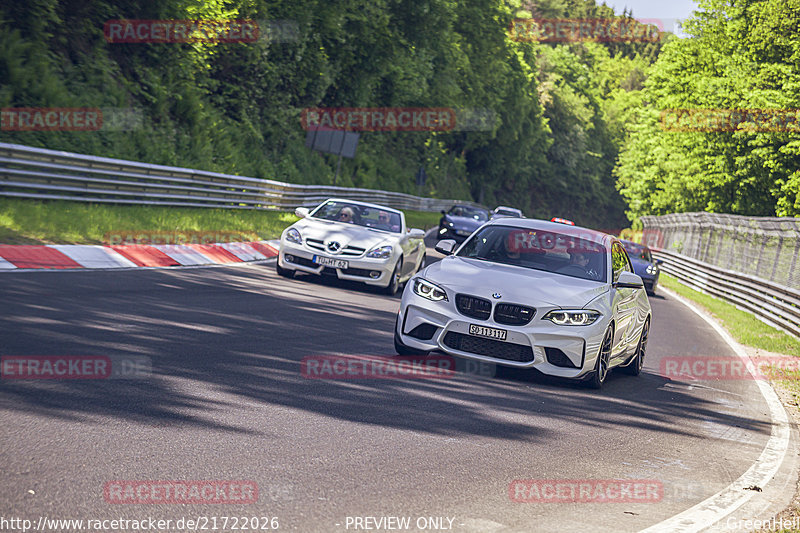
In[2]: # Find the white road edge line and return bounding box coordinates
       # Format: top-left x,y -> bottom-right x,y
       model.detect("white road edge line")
640,286 -> 792,533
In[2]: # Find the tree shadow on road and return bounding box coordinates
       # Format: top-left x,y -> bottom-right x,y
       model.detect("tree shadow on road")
0,264 -> 774,447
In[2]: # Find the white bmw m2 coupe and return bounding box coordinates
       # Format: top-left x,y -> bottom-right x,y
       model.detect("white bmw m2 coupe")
394,218 -> 652,388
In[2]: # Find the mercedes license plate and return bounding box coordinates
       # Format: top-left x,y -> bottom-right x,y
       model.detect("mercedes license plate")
313,255 -> 349,269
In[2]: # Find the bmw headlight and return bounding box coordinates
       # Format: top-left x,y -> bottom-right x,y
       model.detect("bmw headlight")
413,278 -> 448,301
285,228 -> 302,244
366,245 -> 393,259
544,310 -> 601,326
646,264 -> 658,275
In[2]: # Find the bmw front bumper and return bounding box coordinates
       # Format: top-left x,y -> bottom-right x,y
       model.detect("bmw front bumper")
396,287 -> 609,380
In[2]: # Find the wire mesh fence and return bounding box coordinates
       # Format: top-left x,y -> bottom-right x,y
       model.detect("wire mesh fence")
640,212 -> 800,290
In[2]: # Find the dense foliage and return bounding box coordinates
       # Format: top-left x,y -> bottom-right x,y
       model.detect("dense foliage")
2,0 -> 664,228
616,0 -> 800,220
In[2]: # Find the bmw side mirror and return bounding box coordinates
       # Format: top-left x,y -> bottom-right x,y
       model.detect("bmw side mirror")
614,271 -> 645,289
655,259 -> 663,265
440,210 -> 446,215
295,207 -> 310,218
435,239 -> 457,255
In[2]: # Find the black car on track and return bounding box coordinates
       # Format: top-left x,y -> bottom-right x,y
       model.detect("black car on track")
438,205 -> 490,242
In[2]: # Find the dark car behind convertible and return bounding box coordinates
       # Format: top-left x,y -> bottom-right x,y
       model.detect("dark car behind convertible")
621,239 -> 661,296
438,205 -> 490,242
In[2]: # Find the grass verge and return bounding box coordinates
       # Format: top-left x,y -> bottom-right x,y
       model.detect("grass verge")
0,198 -> 443,244
404,210 -> 442,231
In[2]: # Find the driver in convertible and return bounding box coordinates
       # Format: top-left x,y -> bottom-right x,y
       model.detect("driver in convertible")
337,206 -> 358,224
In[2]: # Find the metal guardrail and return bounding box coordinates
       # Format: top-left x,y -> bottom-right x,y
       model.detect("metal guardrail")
641,212 -> 799,289
652,248 -> 800,338
0,142 -> 483,213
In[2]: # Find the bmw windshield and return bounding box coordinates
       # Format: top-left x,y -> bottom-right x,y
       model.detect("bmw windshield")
456,225 -> 607,282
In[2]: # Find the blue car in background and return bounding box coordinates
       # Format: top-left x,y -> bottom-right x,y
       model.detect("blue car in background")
621,239 -> 661,296
438,205 -> 490,242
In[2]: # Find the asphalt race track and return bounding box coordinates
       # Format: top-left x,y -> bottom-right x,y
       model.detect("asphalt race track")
0,252 -> 797,532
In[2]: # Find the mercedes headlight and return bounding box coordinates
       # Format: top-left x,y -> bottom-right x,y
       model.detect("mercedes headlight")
366,245 -> 393,259
544,310 -> 601,326
285,228 -> 302,244
413,278 -> 448,301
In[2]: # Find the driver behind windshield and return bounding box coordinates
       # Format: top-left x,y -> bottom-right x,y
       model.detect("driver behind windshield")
336,206 -> 358,224
487,236 -> 523,266
568,250 -> 589,268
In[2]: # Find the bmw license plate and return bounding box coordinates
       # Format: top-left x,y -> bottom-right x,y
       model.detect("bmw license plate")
469,324 -> 507,341
313,255 -> 349,269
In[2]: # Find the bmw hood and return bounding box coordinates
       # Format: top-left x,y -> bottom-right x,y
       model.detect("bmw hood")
292,219 -> 392,250
421,256 -> 608,308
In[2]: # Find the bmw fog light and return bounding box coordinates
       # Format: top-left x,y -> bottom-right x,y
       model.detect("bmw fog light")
370,271 -> 381,279
285,254 -> 294,263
